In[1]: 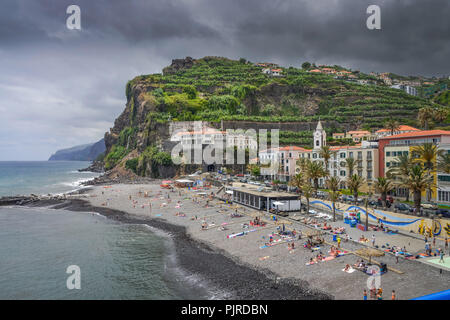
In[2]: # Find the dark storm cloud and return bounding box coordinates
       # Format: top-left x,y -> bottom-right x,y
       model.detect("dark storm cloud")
0,0 -> 449,160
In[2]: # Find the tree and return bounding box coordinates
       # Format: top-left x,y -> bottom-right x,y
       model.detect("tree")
412,143 -> 439,171
400,165 -> 434,213
412,143 -> 441,201
374,177 -> 394,208
388,153 -> 414,201
384,119 -> 400,136
302,181 -> 314,214
301,62 -> 311,70
320,145 -> 335,174
347,174 -> 365,205
289,172 -> 304,208
418,107 -> 434,130
326,176 -> 341,222
437,152 -> 450,174
247,164 -> 260,178
345,157 -> 357,177
417,106 -> 448,130
306,160 -> 327,191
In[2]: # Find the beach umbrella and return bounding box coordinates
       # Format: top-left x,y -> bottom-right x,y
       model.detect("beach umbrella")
162,180 -> 173,184
355,248 -> 385,264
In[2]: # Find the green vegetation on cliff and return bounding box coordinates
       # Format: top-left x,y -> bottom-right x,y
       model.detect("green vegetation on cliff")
104,56 -> 449,173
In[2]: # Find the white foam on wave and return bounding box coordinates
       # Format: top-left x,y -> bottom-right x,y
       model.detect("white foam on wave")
137,223 -> 232,300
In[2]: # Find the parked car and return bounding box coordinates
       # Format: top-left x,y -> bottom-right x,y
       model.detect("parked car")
421,202 -> 438,210
394,203 -> 413,212
436,208 -> 450,218
278,184 -> 288,191
316,191 -> 327,199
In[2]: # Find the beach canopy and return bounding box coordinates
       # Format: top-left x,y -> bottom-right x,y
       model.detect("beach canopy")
162,180 -> 173,184
176,179 -> 194,183
273,201 -> 285,206
225,190 -> 234,194
355,248 -> 385,263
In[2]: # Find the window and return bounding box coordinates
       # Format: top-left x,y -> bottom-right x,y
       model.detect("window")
316,140 -> 319,146
349,152 -> 353,158
313,153 -> 318,159
386,162 -> 391,167
367,151 -> 372,159
438,175 -> 450,182
367,171 -> 372,179
340,153 -> 346,158
386,151 -> 391,157
340,170 -> 346,176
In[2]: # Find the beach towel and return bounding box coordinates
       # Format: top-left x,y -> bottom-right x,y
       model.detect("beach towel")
259,256 -> 270,261
342,267 -> 355,273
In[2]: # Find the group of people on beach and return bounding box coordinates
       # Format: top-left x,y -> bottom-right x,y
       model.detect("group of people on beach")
363,288 -> 395,300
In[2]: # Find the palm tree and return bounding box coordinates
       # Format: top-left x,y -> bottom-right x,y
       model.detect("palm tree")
388,153 -> 414,201
289,172 -> 304,204
319,145 -> 334,174
384,119 -> 400,136
432,107 -> 448,124
412,143 -> 439,171
347,174 -> 365,205
418,107 -> 434,130
437,152 -> 450,174
302,181 -> 314,214
401,165 -> 435,214
306,160 -> 326,191
413,143 -> 439,201
326,176 -> 341,222
374,177 -> 394,208
345,157 -> 357,177
417,107 -> 448,130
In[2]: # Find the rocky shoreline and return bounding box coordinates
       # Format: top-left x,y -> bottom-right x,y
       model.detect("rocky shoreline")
2,196 -> 331,300
78,161 -> 104,173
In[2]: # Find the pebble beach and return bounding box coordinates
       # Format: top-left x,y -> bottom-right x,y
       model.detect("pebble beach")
49,181 -> 450,299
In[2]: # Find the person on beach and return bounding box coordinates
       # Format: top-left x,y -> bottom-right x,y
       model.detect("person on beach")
391,290 -> 396,300
337,237 -> 341,248
372,234 -> 376,247
363,289 -> 367,300
439,248 -> 444,263
395,250 -> 399,263
433,236 -> 436,247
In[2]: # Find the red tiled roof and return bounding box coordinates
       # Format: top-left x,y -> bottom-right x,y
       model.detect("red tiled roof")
347,130 -> 371,135
379,130 -> 450,140
375,125 -> 420,133
279,146 -> 310,151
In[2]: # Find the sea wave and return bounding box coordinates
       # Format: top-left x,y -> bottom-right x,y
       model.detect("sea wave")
139,223 -> 231,300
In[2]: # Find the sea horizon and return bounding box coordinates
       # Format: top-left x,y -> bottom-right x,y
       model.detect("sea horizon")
0,161 -> 100,197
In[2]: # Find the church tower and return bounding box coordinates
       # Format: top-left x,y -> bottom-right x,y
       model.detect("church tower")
313,120 -> 326,149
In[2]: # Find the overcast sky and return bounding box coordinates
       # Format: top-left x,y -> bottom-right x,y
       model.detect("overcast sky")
0,0 -> 449,160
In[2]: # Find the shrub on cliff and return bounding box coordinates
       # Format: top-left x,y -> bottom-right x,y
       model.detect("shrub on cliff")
104,145 -> 129,170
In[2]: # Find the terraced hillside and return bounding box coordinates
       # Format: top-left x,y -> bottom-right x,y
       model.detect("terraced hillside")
102,56 -> 447,174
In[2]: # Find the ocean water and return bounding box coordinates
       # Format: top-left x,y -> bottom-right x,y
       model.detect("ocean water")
0,207 -> 212,299
0,161 -> 100,197
0,161 -> 215,299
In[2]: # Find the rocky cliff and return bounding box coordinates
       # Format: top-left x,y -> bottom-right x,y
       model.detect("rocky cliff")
49,138 -> 105,161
